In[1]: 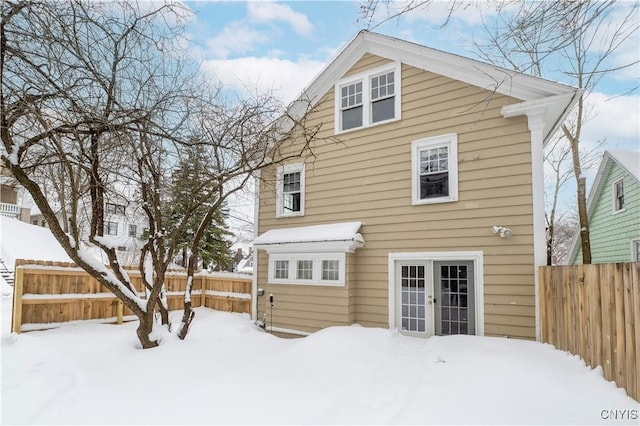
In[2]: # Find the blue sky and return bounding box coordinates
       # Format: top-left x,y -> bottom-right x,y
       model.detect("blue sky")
183,1 -> 638,150
179,1 -> 639,235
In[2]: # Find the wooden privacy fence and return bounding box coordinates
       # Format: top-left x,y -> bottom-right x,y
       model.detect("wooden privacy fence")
539,262 -> 639,401
11,259 -> 252,333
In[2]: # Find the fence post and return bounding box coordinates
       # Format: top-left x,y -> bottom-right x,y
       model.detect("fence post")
201,276 -> 206,308
117,300 -> 123,324
11,266 -> 24,333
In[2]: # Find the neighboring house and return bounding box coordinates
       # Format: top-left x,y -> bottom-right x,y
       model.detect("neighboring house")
251,31 -> 580,340
236,249 -> 253,274
30,195 -> 147,265
568,150 -> 640,264
0,165 -> 31,223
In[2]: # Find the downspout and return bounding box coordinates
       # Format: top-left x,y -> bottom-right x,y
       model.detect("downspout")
526,110 -> 547,342
251,171 -> 261,321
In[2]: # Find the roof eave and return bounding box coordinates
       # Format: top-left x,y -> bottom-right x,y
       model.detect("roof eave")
254,238 -> 365,254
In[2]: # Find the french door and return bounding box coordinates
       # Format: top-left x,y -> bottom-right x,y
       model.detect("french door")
395,260 -> 475,336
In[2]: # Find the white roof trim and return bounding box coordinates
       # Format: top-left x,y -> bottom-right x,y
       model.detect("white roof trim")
567,150 -> 640,263
280,31 -> 579,141
501,90 -> 583,145
253,221 -> 365,253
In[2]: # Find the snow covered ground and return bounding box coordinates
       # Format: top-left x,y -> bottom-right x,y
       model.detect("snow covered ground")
0,217 -> 638,424
1,284 -> 637,425
0,216 -> 71,270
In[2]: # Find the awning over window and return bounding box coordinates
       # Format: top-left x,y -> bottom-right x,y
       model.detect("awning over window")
253,221 -> 365,253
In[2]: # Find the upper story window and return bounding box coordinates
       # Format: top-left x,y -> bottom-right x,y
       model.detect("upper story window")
276,163 -> 305,218
411,134 -> 458,205
370,71 -> 395,123
335,62 -> 401,134
340,81 -> 363,131
613,179 -> 624,212
106,203 -> 125,215
128,224 -> 137,237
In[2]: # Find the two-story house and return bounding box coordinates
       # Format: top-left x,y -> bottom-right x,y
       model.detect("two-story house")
252,31 -> 580,340
568,150 -> 640,264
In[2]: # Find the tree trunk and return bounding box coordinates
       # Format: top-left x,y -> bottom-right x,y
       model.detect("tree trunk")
136,312 -> 159,349
178,251 -> 198,340
177,300 -> 195,340
546,224 -> 554,265
577,176 -> 592,264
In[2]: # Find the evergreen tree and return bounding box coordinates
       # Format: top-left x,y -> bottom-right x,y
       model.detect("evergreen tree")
167,148 -> 233,270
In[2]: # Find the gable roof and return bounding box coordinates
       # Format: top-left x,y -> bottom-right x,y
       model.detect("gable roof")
283,31 -> 579,144
567,149 -> 640,263
608,149 -> 640,182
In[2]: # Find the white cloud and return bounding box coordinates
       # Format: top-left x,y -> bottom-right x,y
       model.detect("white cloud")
206,22 -> 269,58
606,4 -> 640,81
581,92 -> 640,149
203,56 -> 325,104
247,1 -> 313,35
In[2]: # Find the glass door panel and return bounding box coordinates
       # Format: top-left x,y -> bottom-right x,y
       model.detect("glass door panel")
434,261 -> 474,335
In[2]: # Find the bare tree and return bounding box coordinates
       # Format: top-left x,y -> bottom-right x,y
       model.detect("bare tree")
1,1 -> 325,348
544,132 -> 604,265
361,0 -> 639,264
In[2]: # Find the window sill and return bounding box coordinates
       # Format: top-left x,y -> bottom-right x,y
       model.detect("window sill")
268,279 -> 345,287
335,115 -> 400,136
276,211 -> 305,219
412,196 -> 458,206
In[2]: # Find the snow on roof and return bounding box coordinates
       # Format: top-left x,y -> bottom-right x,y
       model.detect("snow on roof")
253,222 -> 364,246
608,149 -> 640,182
0,216 -> 72,269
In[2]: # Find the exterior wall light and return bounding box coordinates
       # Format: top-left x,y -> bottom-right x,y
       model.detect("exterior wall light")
492,226 -> 512,238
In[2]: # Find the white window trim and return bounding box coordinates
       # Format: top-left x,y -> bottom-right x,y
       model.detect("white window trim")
268,252 -> 346,286
612,178 -> 625,214
387,251 -> 484,336
411,133 -> 459,205
630,238 -> 640,262
334,62 -> 402,135
276,163 -> 305,218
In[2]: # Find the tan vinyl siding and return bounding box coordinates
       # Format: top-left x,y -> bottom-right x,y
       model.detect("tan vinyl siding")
257,55 -> 536,339
256,252 -> 356,334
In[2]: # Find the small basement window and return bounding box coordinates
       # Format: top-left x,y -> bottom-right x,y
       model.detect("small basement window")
268,253 -> 346,286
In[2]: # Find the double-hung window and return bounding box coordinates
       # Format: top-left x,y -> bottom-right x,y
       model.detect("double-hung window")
370,71 -> 395,123
105,221 -> 118,236
276,163 -> 305,217
268,253 -> 346,286
613,179 -> 625,212
340,81 -> 363,131
411,134 -> 458,205
106,203 -> 125,215
335,62 -> 401,133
